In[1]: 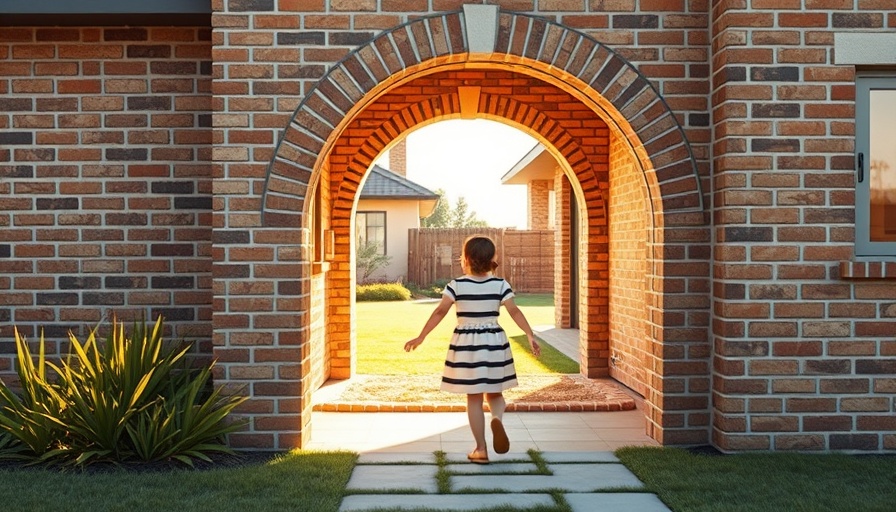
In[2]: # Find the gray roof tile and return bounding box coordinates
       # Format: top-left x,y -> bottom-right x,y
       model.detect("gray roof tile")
360,165 -> 439,199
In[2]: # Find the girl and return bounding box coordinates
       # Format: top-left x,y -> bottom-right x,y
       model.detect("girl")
404,235 -> 541,464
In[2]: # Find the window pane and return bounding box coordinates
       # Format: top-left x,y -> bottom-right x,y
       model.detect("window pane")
356,212 -> 386,255
869,89 -> 896,242
356,214 -> 368,245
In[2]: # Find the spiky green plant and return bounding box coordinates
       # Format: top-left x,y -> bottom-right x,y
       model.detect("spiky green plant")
0,316 -> 248,467
127,365 -> 248,466
0,328 -> 68,460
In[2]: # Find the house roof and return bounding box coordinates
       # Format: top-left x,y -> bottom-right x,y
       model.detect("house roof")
360,165 -> 440,200
500,143 -> 557,185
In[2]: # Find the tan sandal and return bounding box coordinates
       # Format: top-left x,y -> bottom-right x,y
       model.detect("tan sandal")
491,418 -> 510,454
467,452 -> 489,465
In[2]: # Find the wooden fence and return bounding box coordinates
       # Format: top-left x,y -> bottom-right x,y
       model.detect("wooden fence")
407,228 -> 555,293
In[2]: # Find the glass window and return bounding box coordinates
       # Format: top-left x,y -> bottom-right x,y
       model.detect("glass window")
356,211 -> 386,255
855,75 -> 896,256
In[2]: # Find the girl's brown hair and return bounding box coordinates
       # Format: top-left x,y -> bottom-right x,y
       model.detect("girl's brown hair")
463,235 -> 498,274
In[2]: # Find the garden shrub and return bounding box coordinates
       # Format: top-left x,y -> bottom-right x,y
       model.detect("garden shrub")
0,316 -> 247,467
356,282 -> 412,301
406,279 -> 449,299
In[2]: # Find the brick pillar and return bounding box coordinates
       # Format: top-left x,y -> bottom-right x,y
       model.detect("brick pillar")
710,0 -> 774,453
708,3 -> 876,451
528,179 -> 552,230
554,173 -> 573,331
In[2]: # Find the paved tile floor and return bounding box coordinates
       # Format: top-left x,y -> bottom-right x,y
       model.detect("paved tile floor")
305,408 -> 657,453
339,451 -> 671,512
306,409 -> 667,511
307,328 -> 668,510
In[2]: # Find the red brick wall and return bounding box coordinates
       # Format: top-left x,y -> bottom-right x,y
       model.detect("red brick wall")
608,133 -> 649,397
0,26 -> 213,375
710,3 -> 896,451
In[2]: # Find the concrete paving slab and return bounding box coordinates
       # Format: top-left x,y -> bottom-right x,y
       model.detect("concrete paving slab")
339,494 -> 556,511
445,462 -> 540,474
525,428 -> 597,441
565,492 -> 672,512
453,463 -> 644,492
346,464 -> 439,493
357,452 -> 436,464
536,441 -> 613,452
443,452 -> 531,464
541,451 -> 619,463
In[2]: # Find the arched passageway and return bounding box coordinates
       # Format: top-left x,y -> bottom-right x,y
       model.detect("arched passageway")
244,6 -> 710,448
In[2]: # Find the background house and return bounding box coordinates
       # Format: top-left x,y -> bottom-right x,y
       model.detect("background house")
356,143 -> 438,283
501,144 -> 557,231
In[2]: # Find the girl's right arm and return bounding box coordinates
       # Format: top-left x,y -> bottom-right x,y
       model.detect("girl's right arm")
404,295 -> 453,352
503,297 -> 541,357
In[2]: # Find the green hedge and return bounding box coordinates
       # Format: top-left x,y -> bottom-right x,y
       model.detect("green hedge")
406,279 -> 448,299
356,282 -> 411,301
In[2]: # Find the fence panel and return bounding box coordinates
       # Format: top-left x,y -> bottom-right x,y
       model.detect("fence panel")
408,228 -> 554,292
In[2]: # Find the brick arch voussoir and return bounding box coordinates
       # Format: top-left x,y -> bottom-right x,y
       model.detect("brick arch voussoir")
263,11 -> 467,226
264,119 -> 336,227
479,93 -> 608,219
496,11 -> 701,214
265,7 -> 701,226
332,94 -> 461,219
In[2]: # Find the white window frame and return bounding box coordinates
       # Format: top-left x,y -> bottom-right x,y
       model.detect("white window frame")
356,211 -> 387,255
855,73 -> 896,256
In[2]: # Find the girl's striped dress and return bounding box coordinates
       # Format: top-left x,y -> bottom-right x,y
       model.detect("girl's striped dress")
440,275 -> 519,394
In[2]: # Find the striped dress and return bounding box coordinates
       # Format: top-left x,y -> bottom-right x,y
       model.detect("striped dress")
440,275 -> 519,394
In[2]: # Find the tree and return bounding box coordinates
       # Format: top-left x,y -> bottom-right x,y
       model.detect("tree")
451,196 -> 487,227
421,188 -> 451,228
422,189 -> 488,228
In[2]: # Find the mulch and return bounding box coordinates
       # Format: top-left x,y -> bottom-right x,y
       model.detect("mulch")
313,374 -> 637,413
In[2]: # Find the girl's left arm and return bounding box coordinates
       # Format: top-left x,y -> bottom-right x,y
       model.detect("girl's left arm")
503,298 -> 541,357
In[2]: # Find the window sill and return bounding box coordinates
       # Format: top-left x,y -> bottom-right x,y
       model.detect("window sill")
312,262 -> 330,275
839,259 -> 896,280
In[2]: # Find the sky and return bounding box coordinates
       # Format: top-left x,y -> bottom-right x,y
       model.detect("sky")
374,119 -> 539,229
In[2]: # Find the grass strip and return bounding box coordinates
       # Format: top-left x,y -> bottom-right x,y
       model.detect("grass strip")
527,449 -> 553,475
0,450 -> 356,512
434,450 -> 452,493
617,446 -> 896,512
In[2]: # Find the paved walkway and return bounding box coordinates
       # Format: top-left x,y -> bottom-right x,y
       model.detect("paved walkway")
340,451 -> 670,511
531,325 -> 580,362
306,409 -> 669,511
310,329 -> 670,511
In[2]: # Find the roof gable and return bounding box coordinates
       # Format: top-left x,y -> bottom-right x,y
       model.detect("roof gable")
360,165 -> 439,200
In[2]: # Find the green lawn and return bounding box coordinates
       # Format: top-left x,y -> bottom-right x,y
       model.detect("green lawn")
617,446 -> 896,512
0,451 -> 356,512
3,448 -> 894,511
356,294 -> 578,375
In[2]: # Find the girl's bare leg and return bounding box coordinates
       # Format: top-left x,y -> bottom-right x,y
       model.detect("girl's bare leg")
486,392 -> 510,453
466,393 -> 488,457
486,392 -> 506,421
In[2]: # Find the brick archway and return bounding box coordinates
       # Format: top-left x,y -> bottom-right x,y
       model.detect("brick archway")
262,9 -> 702,223
228,7 -> 709,449
326,74 -> 613,382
